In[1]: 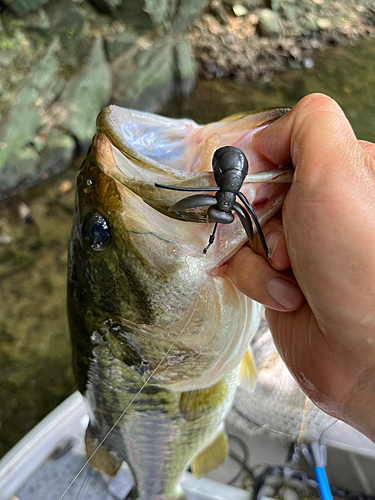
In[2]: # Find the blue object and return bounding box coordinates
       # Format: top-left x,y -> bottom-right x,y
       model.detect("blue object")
315,465 -> 333,500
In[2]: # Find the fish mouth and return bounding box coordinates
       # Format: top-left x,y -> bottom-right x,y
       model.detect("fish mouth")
83,106 -> 294,390
93,105 -> 292,265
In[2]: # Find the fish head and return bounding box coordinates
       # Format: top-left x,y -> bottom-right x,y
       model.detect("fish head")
68,106 -> 293,392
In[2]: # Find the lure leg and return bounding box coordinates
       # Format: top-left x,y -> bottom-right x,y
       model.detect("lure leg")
155,183 -> 219,192
237,192 -> 269,258
170,194 -> 217,212
203,222 -> 218,254
233,202 -> 254,243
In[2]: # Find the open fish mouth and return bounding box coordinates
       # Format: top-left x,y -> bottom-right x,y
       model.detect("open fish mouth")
75,105 -> 293,391
92,105 -> 292,267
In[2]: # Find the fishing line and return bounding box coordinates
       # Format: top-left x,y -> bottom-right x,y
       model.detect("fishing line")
58,284 -> 203,500
74,467 -> 95,500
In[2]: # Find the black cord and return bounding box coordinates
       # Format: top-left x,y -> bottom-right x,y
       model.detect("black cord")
225,417 -> 375,500
228,451 -> 254,485
226,434 -> 254,485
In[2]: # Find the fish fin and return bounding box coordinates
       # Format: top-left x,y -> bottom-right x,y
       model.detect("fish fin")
85,425 -> 123,477
239,346 -> 257,390
180,379 -> 228,421
191,429 -> 228,478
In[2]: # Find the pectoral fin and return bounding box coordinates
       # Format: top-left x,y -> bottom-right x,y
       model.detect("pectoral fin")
85,425 -> 123,477
191,430 -> 228,478
239,346 -> 257,390
180,379 -> 228,421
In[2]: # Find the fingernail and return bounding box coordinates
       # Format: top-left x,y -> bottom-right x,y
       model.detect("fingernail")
266,232 -> 282,259
267,278 -> 303,309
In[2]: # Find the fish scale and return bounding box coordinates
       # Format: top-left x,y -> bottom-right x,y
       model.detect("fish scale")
67,105 -> 292,499
85,341 -> 239,499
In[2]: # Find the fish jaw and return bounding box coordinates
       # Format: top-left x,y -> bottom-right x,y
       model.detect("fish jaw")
94,105 -> 292,263
69,106 -> 292,392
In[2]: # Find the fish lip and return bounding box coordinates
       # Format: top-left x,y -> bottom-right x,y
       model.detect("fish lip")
96,105 -> 198,182
92,106 -> 292,261
95,105 -> 292,204
96,105 -> 291,186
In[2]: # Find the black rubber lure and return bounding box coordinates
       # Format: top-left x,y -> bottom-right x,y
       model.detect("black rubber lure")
155,146 -> 269,257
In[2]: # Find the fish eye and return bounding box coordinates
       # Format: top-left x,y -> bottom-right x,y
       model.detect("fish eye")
82,213 -> 111,251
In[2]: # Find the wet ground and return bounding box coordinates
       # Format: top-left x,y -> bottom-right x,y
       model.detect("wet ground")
0,36 -> 374,459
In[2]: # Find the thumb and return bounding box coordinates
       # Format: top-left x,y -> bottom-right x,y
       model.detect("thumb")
253,94 -> 375,331
252,93 -> 369,190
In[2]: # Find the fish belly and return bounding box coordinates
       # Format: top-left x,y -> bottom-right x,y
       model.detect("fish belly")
84,343 -> 240,500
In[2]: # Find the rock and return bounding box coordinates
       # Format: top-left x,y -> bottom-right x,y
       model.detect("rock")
22,8 -> 51,29
270,0 -> 281,11
48,38 -> 111,144
58,180 -> 73,194
175,40 -> 196,96
105,31 -> 138,62
317,18 -> 333,29
245,0 -> 265,7
111,33 -> 196,109
144,0 -> 170,26
0,0 -> 208,199
223,0 -> 265,9
111,35 -> 175,111
0,147 -> 39,197
88,0 -> 209,32
257,9 -> 284,37
0,129 -> 75,199
302,16 -> 319,31
233,4 -> 249,17
87,0 -> 159,31
36,129 -> 76,181
303,57 -> 314,68
0,39 -> 60,174
210,0 -> 228,24
0,218 -> 13,245
44,0 -> 84,32
3,0 -> 50,16
0,51 -> 17,68
173,0 -> 210,31
18,202 -> 31,223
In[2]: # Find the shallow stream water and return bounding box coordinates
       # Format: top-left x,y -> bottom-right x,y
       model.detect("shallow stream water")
0,36 -> 374,458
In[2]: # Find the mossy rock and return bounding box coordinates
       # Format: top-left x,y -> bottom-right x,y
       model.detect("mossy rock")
3,0 -> 51,16
87,0 -> 209,32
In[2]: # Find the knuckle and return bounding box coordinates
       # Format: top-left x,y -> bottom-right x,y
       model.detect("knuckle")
230,247 -> 259,287
295,94 -> 344,129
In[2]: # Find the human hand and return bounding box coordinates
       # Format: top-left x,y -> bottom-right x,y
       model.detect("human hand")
225,94 -> 375,440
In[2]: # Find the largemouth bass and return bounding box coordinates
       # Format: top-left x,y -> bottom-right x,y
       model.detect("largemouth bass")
67,106 -> 292,500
